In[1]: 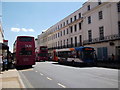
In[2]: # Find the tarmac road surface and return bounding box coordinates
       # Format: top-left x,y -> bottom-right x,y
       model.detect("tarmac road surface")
18,61 -> 119,88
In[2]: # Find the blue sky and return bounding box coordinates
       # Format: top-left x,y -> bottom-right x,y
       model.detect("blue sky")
2,2 -> 85,52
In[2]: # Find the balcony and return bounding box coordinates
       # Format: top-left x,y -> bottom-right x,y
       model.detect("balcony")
83,34 -> 120,45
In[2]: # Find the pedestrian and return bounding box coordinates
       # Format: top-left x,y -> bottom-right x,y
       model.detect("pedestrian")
0,54 -> 3,72
8,55 -> 12,69
2,56 -> 4,71
2,56 -> 8,71
112,54 -> 115,61
50,55 -> 53,61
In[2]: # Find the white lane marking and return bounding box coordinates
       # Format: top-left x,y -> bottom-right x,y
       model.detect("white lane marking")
46,77 -> 52,80
35,71 -> 38,72
19,71 -> 33,88
40,73 -> 43,76
57,83 -> 66,88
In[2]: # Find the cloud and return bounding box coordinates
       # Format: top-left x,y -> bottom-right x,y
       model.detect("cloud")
11,28 -> 20,32
21,28 -> 28,32
11,27 -> 35,32
28,29 -> 34,32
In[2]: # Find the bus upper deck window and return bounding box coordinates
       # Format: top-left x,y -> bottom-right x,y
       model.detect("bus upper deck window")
19,37 -> 32,42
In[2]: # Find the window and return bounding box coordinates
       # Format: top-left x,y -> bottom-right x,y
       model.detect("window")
64,40 -> 65,46
97,47 -> 108,60
79,35 -> 82,46
40,47 -> 47,50
61,24 -> 62,28
88,16 -> 91,24
74,24 -> 77,32
63,22 -> 65,26
56,42 -> 57,47
117,2 -> 120,12
67,28 -> 69,34
79,22 -> 81,30
99,26 -> 104,40
75,36 -> 77,47
58,32 -> 59,37
58,25 -> 59,29
71,37 -> 73,46
70,26 -> 73,33
118,21 -> 120,35
58,41 -> 59,47
66,20 -> 69,24
88,30 -> 92,42
61,40 -> 62,47
61,31 -> 62,36
99,11 -> 103,20
70,18 -> 72,23
20,49 -> 32,55
56,34 -> 57,38
74,15 -> 77,21
79,13 -> 81,18
64,30 -> 65,35
88,5 -> 90,11
67,39 -> 68,47
19,37 -> 32,42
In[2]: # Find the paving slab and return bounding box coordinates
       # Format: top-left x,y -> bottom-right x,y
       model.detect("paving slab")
0,69 -> 24,88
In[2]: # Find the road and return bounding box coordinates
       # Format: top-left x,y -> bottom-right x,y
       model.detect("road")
18,61 -> 119,88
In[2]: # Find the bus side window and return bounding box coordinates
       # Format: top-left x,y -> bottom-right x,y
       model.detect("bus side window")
66,52 -> 69,58
68,52 -> 71,58
71,51 -> 75,58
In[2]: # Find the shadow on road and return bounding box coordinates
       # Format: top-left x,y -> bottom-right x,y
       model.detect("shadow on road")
52,61 -> 119,69
52,62 -> 95,68
15,66 -> 33,70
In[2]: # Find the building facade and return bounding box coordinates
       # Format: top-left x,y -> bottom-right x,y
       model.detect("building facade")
0,20 -> 9,59
37,0 -> 120,61
0,21 -> 4,55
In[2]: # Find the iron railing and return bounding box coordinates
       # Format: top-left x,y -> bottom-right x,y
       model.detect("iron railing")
83,34 -> 120,45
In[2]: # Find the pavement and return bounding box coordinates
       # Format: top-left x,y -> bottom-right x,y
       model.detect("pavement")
0,69 -> 25,89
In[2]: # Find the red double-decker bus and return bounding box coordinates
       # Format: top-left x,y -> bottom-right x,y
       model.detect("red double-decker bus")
36,46 -> 48,61
13,36 -> 35,67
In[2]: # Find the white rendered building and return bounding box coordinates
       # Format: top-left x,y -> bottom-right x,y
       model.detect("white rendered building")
0,21 -> 4,55
37,0 -> 120,61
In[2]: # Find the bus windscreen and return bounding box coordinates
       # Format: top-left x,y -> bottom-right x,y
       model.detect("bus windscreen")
40,47 -> 47,50
83,51 -> 94,59
38,53 -> 47,57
